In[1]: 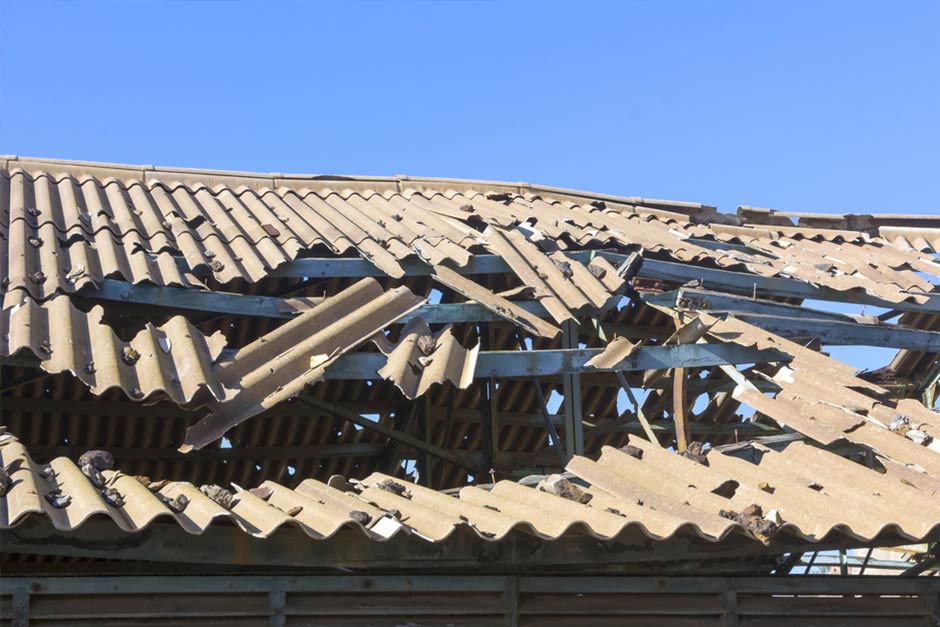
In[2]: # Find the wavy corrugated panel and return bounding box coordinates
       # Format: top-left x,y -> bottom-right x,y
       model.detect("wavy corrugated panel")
181,278 -> 425,451
482,226 -> 618,324
372,318 -> 479,399
702,315 -> 940,480
3,160 -> 938,306
0,293 -> 227,404
3,431 -> 938,546
880,226 -> 940,254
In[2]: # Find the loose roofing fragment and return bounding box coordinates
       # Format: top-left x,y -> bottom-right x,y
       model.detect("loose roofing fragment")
0,292 -> 227,404
482,226 -> 618,323
429,264 -> 561,338
372,317 -> 479,399
585,336 -> 640,370
181,278 -> 424,452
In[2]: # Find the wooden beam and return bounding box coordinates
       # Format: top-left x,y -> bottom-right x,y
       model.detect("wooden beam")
255,252 -> 940,315
318,344 -> 791,380
621,254 -> 940,315
648,288 -> 940,351
673,368 -> 691,452
83,279 -> 551,324
297,394 -> 487,473
646,288 -> 858,323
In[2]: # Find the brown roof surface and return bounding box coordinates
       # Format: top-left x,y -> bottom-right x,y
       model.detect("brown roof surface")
4,156 -> 938,305
1,292 -> 227,404
2,431 -> 938,547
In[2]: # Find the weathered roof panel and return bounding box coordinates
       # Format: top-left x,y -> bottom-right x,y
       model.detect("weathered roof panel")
182,278 -> 424,451
3,432 -> 938,547
0,293 -> 227,404
3,158 -> 937,307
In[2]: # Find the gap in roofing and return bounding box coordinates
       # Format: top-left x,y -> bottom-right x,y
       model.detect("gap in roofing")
825,345 -> 901,372
802,298 -> 893,319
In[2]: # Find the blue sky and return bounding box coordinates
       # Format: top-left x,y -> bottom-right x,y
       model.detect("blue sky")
2,1 -> 938,217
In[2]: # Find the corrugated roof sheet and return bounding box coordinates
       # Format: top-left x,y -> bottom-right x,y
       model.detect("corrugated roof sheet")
2,432 -> 938,547
183,278 -> 424,451
0,292 -> 227,404
700,315 -> 940,484
372,318 -> 478,400
3,157 -> 938,307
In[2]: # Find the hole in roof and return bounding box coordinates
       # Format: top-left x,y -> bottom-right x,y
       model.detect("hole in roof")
546,389 -> 564,413
616,388 -> 629,415
287,466 -> 296,476
824,346 -> 898,372
692,394 -> 710,414
738,404 -> 758,420
428,288 -> 443,304
220,437 -> 232,449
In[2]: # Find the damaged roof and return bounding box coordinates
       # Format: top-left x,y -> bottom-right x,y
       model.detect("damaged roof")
1,155 -> 938,537
3,156 -> 938,305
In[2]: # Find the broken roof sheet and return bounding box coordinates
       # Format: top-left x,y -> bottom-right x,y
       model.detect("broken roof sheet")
2,432 -> 938,549
372,318 -> 479,400
182,278 -> 424,451
699,314 -> 940,483
3,157 -> 937,307
0,292 -> 227,404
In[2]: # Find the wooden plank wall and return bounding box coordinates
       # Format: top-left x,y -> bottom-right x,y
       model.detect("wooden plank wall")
2,575 -> 938,627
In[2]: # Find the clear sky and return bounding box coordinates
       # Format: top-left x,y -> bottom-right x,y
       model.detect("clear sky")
2,1 -> 938,217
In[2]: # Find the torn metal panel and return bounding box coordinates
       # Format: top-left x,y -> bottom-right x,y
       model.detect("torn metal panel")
372,318 -> 479,399
181,278 -> 424,451
429,264 -> 560,338
0,292 -> 227,404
